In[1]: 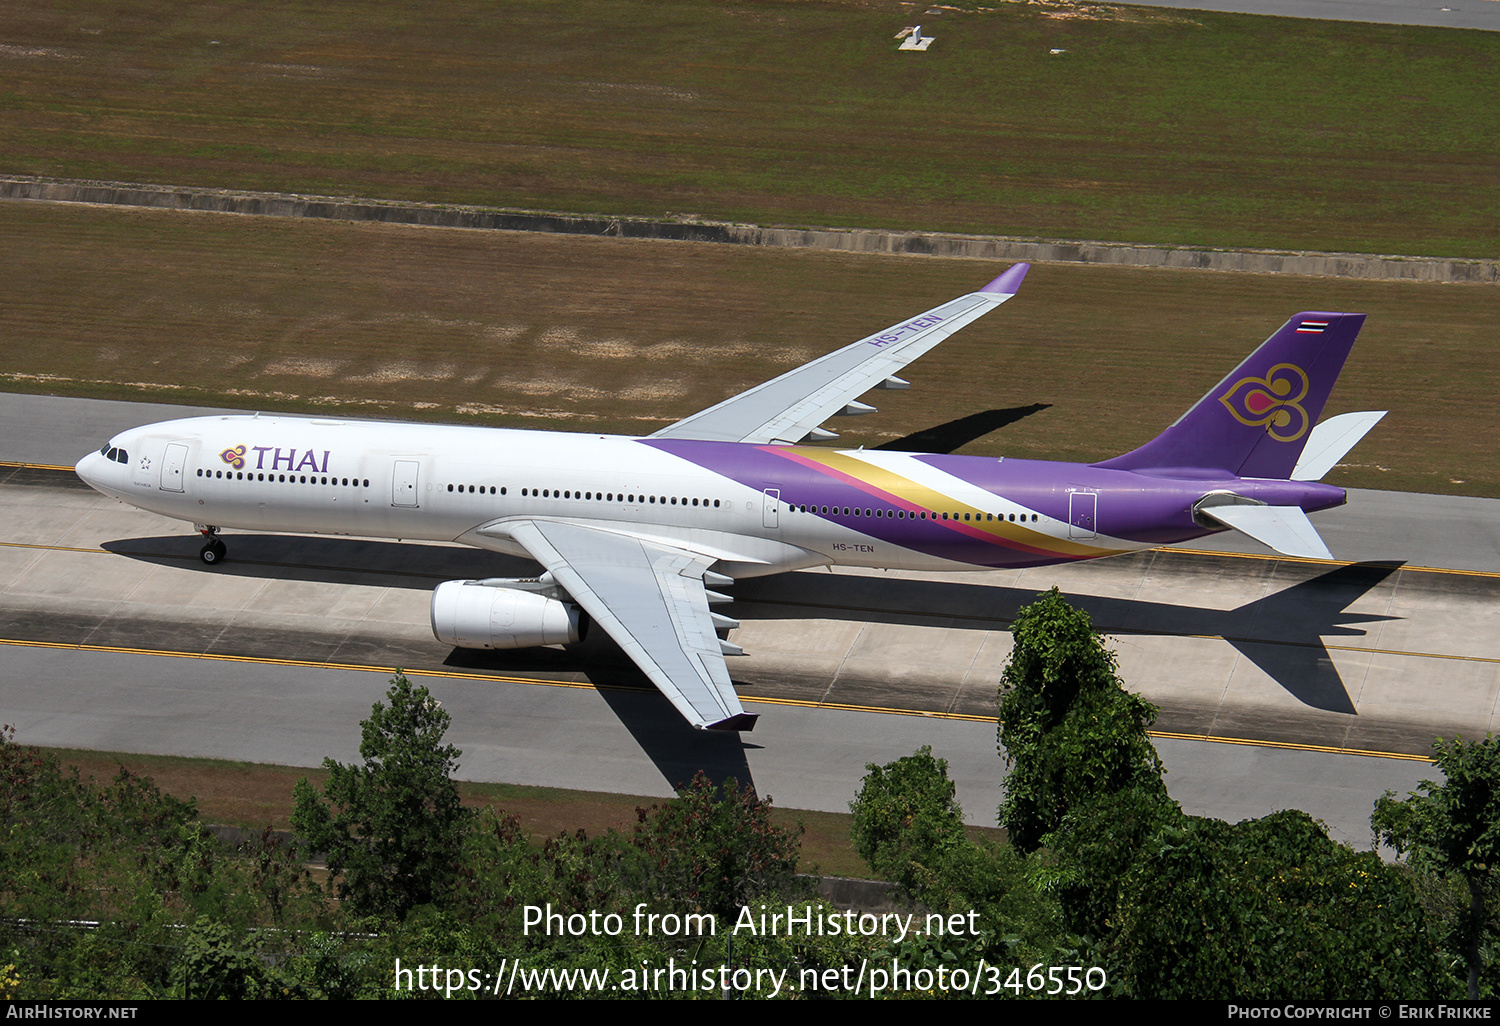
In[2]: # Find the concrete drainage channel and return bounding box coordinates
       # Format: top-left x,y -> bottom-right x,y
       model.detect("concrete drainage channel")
2,174 -> 1496,284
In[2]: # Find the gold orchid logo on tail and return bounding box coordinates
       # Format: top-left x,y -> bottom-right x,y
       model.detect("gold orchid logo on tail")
1218,363 -> 1310,442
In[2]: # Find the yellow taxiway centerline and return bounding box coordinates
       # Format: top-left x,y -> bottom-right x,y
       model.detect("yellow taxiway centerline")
0,635 -> 1434,763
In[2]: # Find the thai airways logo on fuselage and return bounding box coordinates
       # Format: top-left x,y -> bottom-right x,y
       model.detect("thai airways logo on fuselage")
221,444 -> 332,473
1217,363 -> 1310,443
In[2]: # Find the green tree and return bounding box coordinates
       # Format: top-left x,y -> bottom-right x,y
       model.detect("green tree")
626,771 -> 805,924
1373,734 -> 1500,999
997,588 -> 1167,851
0,725 -> 311,998
176,915 -> 279,999
851,748 -> 1066,966
1035,781 -> 1182,941
1111,810 -> 1446,999
850,745 -> 967,896
292,673 -> 474,920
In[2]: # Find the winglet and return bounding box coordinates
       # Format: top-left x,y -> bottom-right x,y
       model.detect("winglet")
980,262 -> 1030,295
650,267 -> 1030,444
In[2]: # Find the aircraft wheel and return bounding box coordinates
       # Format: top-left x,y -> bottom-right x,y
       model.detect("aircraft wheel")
200,540 -> 227,565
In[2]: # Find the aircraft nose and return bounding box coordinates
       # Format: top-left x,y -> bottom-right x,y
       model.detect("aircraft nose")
75,450 -> 107,491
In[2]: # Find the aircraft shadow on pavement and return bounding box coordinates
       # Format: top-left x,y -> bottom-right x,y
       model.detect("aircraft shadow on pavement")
102,534 -> 538,588
733,560 -> 1407,717
445,632 -> 760,793
594,686 -> 759,794
99,533 -> 1403,764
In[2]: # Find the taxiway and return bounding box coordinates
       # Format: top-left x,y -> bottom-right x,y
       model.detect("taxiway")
1,392 -> 1491,841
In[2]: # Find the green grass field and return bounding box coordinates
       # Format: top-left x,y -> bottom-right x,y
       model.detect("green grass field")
4,201 -> 1496,497
2,0 -> 1497,256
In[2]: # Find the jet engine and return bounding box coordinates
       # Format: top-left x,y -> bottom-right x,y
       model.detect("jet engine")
431,577 -> 588,650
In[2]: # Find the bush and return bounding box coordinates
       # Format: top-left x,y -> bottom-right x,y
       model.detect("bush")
998,589 -> 1167,852
291,673 -> 474,920
626,771 -> 805,923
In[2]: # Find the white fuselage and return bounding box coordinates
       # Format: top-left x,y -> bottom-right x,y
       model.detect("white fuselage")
75,413 -> 1141,578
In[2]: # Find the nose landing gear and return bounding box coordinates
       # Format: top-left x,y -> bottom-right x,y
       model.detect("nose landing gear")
195,524 -> 228,565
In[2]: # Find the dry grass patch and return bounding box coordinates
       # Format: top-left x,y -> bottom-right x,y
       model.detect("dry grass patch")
3,201 -> 1496,496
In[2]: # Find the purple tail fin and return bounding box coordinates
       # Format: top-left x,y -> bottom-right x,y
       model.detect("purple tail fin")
1095,312 -> 1366,479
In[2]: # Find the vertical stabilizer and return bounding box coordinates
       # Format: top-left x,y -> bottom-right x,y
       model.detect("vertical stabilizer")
1096,312 -> 1366,479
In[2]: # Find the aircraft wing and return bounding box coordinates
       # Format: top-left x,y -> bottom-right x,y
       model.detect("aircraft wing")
649,263 -> 1030,445
504,519 -> 756,731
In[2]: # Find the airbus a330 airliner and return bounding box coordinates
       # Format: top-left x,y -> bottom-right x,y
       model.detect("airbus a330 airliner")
75,263 -> 1386,731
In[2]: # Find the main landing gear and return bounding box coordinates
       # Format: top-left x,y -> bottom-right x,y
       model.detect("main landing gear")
196,525 -> 227,565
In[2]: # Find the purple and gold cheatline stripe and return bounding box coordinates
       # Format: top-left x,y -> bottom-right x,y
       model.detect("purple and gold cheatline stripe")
643,438 -> 1125,567
761,446 -> 1110,561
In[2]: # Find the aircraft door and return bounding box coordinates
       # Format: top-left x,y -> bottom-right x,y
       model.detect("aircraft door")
392,460 -> 421,507
1068,491 -> 1097,539
762,488 -> 780,529
160,443 -> 188,492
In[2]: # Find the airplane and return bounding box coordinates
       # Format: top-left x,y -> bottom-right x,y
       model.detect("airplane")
74,262 -> 1386,732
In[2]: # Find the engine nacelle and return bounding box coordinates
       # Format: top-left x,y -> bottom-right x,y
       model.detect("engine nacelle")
431,579 -> 587,650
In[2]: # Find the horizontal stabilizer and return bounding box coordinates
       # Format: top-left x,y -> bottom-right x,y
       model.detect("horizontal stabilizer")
1292,411 -> 1387,481
1201,503 -> 1333,560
